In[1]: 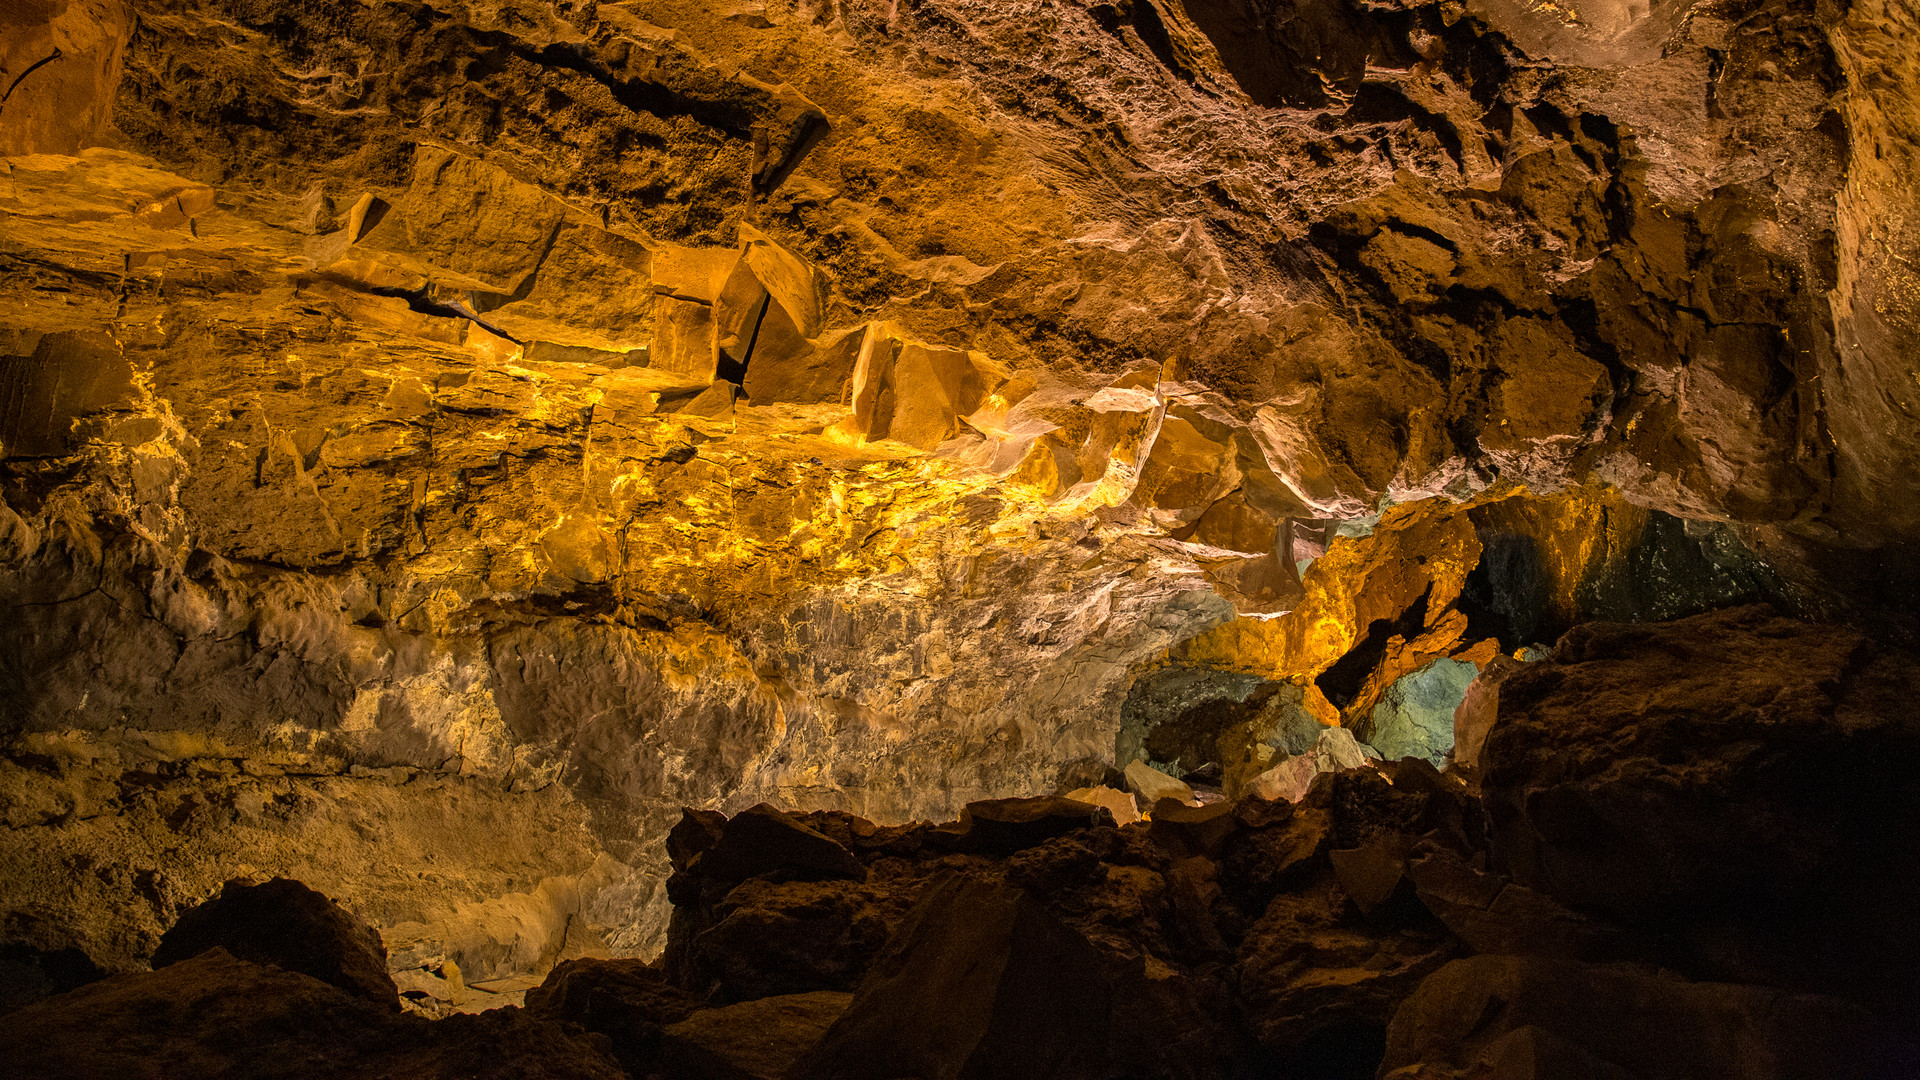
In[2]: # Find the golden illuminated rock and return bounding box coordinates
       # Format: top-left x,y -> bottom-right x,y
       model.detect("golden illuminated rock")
1,0 -> 1916,1003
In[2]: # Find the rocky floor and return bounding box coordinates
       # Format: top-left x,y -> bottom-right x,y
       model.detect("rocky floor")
4,605 -> 1918,1078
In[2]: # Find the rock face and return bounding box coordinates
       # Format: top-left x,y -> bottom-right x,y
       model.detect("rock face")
0,947 -> 629,1079
150,877 -> 399,1007
1380,955 -> 1918,1080
789,878 -> 1114,1080
4,0 -> 1920,1039
1481,605 -> 1920,1007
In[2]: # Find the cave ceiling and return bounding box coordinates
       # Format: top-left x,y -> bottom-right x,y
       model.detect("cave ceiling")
2,0 -> 1918,967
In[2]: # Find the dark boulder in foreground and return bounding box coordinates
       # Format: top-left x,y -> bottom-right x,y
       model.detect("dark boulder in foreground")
151,877 -> 400,1009
1482,605 -> 1920,1006
1380,954 -> 1920,1080
788,875 -> 1113,1080
0,947 -> 627,1079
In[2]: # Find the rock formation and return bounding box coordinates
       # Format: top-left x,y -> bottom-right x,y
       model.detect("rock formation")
10,608 -> 1920,1076
4,0 -> 1920,1073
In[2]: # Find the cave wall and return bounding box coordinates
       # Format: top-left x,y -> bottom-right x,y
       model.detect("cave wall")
3,0 -> 1917,981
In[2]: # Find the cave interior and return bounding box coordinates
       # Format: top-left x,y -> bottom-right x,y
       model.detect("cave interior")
3,0 -> 1920,1077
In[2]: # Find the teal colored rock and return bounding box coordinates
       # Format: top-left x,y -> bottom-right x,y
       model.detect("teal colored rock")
1366,658 -> 1480,767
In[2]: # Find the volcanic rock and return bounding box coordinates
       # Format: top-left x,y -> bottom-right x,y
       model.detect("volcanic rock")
1235,879 -> 1455,1058
1065,785 -> 1140,826
0,947 -> 627,1080
787,876 -> 1112,1080
1124,761 -> 1195,807
150,877 -> 399,1008
661,990 -> 853,1080
1482,605 -> 1920,1006
692,804 -> 868,885
1379,955 -> 1919,1080
958,795 -> 1116,854
525,957 -> 706,1072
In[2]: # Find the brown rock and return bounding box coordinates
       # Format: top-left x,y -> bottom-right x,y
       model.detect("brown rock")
1406,848 -> 1626,962
678,876 -> 894,1003
1483,606 -> 1920,1005
1328,841 -> 1409,918
1065,784 -> 1140,826
1235,880 -> 1455,1056
1450,654 -> 1526,772
958,795 -> 1114,854
1147,799 -> 1238,859
787,876 -> 1112,1080
1218,802 -> 1332,911
1380,955 -> 1918,1080
526,957 -> 705,1072
150,877 -> 399,1009
668,808 -> 730,872
0,948 -> 627,1079
660,990 -> 852,1080
0,330 -> 135,458
695,804 -> 868,884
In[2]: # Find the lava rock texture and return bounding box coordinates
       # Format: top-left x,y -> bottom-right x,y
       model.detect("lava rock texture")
10,607 -> 1920,1077
3,0 -> 1919,1031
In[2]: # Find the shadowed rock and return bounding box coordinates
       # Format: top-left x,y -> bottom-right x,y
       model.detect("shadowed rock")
958,795 -> 1115,854
695,804 -> 868,884
788,876 -> 1113,1080
150,877 -> 399,1009
0,948 -> 627,1080
1381,955 -> 1920,1080
526,957 -> 705,1072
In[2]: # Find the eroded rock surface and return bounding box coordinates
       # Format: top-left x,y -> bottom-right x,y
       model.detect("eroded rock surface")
3,0 -> 1920,1036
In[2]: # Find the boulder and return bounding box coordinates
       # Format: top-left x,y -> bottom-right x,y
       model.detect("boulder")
1217,801 -> 1333,912
1380,955 -> 1919,1080
1147,799 -> 1239,859
0,948 -> 628,1079
1235,881 -> 1455,1057
678,876 -> 893,1002
1328,841 -> 1412,918
149,877 -> 399,1008
1450,654 -> 1527,771
661,990 -> 852,1080
1248,726 -> 1378,802
1482,606 -> 1920,1005
1406,848 -> 1627,962
958,795 -> 1114,854
1125,760 -> 1195,807
1065,785 -> 1140,825
667,807 -> 730,872
1247,750 -> 1321,803
1364,657 -> 1477,767
526,957 -> 706,1072
787,876 -> 1112,1080
0,941 -> 104,1015
694,804 -> 868,884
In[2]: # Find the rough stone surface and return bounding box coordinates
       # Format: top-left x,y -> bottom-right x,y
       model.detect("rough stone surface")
525,957 -> 705,1073
3,0 -> 1920,1047
1363,657 -> 1478,767
1482,605 -> 1920,1007
661,990 -> 852,1080
150,877 -> 399,1007
788,877 -> 1113,1080
0,947 -> 628,1079
1380,955 -> 1920,1080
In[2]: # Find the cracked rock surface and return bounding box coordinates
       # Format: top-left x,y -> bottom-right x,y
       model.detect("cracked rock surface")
3,0 -> 1918,1001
